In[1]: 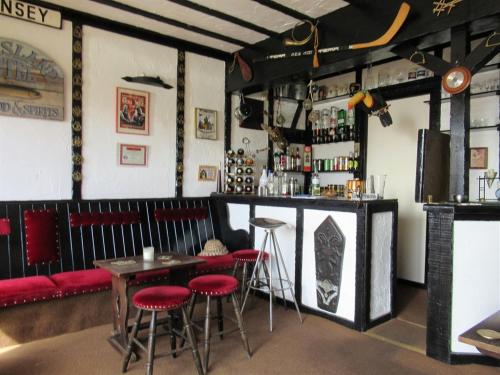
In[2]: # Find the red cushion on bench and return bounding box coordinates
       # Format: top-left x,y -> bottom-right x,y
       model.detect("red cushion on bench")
50,269 -> 112,296
0,218 -> 11,236
0,276 -> 59,307
130,269 -> 171,285
195,254 -> 235,274
24,209 -> 60,266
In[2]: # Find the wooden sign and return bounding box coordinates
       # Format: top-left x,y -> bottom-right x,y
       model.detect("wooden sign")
0,0 -> 61,29
0,38 -> 64,121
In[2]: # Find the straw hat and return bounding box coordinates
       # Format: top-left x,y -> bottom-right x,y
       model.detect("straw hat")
199,239 -> 228,256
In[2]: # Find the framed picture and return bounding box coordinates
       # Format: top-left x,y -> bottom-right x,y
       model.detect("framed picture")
119,144 -> 148,166
195,108 -> 217,140
116,87 -> 150,135
470,147 -> 488,169
198,165 -> 217,181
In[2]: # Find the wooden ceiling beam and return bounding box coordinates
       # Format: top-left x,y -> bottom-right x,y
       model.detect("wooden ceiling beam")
88,0 -> 255,49
251,0 -> 315,22
167,0 -> 281,39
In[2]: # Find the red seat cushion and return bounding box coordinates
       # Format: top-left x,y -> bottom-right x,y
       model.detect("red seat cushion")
188,274 -> 238,296
195,254 -> 235,274
0,276 -> 59,307
133,286 -> 191,311
130,269 -> 170,285
50,269 -> 112,296
232,249 -> 268,263
24,209 -> 60,266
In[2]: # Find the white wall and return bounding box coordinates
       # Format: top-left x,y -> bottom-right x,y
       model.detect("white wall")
367,95 -> 429,283
0,18 -> 73,200
82,26 -> 177,199
183,53 -> 225,197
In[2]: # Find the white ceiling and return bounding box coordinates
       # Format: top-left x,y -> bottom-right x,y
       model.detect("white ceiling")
45,0 -> 349,53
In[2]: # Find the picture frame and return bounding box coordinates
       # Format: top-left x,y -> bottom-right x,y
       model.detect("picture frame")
195,108 -> 217,140
116,87 -> 150,135
119,143 -> 148,166
470,147 -> 488,169
198,165 -> 217,181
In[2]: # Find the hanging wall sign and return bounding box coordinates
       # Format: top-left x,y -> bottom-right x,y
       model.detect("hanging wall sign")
0,0 -> 61,29
0,38 -> 64,121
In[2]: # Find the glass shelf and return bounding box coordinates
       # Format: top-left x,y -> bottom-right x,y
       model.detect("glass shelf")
440,124 -> 499,133
425,90 -> 499,103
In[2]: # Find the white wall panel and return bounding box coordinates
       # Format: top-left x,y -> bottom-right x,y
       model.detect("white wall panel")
227,203 -> 250,232
302,209 -> 357,322
82,26 -> 177,199
451,221 -> 500,353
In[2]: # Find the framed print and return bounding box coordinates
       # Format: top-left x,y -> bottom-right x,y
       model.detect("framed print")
119,144 -> 147,166
195,108 -> 217,140
470,147 -> 488,169
198,165 -> 217,181
116,87 -> 150,135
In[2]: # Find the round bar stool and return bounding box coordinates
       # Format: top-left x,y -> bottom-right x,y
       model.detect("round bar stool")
187,274 -> 251,373
241,217 -> 302,332
122,286 -> 203,375
231,249 -> 269,303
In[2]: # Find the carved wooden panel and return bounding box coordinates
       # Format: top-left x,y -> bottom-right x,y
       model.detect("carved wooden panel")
314,215 -> 345,314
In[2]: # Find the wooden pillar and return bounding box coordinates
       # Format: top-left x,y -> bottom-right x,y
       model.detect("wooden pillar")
267,89 -> 274,171
224,92 -> 232,153
449,25 -> 470,199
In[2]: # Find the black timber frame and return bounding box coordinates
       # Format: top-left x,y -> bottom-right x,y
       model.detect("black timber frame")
211,193 -> 398,332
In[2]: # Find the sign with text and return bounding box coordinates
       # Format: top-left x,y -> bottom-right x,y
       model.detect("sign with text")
0,0 -> 61,29
0,38 -> 64,121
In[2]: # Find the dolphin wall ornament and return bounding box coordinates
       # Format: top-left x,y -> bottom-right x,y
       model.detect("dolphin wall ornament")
121,75 -> 173,89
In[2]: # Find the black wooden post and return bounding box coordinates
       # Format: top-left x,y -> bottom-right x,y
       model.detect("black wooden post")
175,50 -> 186,198
267,89 -> 274,171
449,25 -> 470,199
224,91 -> 232,153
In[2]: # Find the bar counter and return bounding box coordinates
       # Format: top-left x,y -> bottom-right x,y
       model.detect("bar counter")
212,193 -> 398,331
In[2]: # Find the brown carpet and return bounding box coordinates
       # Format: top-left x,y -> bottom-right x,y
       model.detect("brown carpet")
0,298 -> 498,375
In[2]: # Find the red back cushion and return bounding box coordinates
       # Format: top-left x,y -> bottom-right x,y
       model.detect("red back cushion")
24,209 -> 60,266
0,218 -> 11,236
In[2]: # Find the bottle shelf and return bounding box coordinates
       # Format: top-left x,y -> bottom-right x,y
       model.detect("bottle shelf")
440,124 -> 500,133
424,90 -> 499,104
312,140 -> 355,146
316,170 -> 355,174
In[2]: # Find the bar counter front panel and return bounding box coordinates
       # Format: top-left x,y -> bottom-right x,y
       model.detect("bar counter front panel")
213,194 -> 398,331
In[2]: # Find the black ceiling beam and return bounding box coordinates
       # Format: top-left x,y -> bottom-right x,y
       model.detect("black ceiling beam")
22,0 -> 231,61
251,0 -> 315,22
89,0 -> 253,49
167,0 -> 281,39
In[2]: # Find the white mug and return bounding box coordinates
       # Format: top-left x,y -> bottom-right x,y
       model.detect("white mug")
143,246 -> 155,261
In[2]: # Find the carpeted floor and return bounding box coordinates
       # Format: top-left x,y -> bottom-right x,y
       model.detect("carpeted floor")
0,288 -> 498,375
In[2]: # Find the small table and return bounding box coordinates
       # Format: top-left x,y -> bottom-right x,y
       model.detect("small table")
94,253 -> 205,356
458,310 -> 500,360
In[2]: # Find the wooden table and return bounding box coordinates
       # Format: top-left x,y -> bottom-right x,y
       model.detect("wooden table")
458,310 -> 500,360
94,253 -> 205,356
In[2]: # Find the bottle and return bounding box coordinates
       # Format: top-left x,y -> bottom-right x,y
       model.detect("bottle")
337,109 -> 346,142
311,172 -> 321,196
291,147 -> 297,171
303,146 -> 312,172
296,147 -> 302,172
236,176 -> 243,184
347,107 -> 355,141
285,147 -> 292,171
348,152 -> 354,172
273,152 -> 280,171
330,107 -> 338,144
312,121 -> 317,144
281,173 -> 289,195
280,152 -> 286,171
353,152 -> 360,172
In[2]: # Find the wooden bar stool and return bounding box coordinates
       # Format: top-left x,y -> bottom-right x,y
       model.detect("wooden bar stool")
122,286 -> 204,375
187,274 -> 251,372
231,249 -> 270,303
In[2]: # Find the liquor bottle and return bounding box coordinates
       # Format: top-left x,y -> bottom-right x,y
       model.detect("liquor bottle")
348,152 -> 354,172
291,147 -> 297,171
311,172 -> 321,196
312,121 -> 317,144
280,152 -> 286,171
296,147 -> 302,172
285,147 -> 292,171
353,152 -> 360,172
346,108 -> 355,141
274,152 -> 280,171
330,107 -> 338,144
337,109 -> 346,142
303,146 -> 312,172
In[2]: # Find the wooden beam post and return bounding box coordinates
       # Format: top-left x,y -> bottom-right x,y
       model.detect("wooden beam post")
449,25 -> 470,199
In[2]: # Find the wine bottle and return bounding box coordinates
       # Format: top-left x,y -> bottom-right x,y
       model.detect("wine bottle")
291,147 -> 296,171
296,147 -> 302,172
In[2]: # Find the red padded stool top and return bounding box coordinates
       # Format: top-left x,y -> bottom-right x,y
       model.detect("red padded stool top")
188,274 -> 238,296
232,249 -> 268,263
132,286 -> 191,311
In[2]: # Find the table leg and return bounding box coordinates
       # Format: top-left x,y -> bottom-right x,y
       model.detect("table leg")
109,275 -> 131,356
